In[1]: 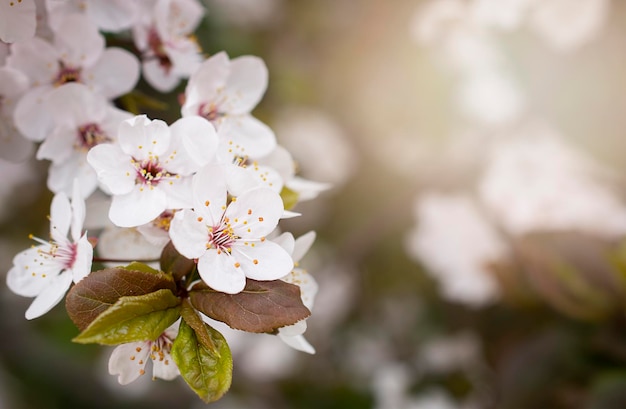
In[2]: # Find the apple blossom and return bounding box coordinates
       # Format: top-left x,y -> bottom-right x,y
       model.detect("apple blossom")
182,51 -> 276,159
37,83 -> 132,197
273,231 -> 319,354
405,193 -> 506,306
87,114 -> 218,227
7,13 -> 139,141
46,0 -> 140,33
108,322 -> 180,385
6,181 -> 93,319
169,164 -> 293,294
133,0 -> 204,92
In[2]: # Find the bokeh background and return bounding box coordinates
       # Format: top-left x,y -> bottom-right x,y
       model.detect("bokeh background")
2,0 -> 626,408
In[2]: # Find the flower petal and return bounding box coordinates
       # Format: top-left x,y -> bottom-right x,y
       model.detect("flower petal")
13,86 -> 55,142
278,333 -> 315,354
45,83 -> 108,128
222,55 -> 268,115
0,0 -> 36,43
25,269 -> 73,320
197,250 -> 246,294
108,341 -> 151,385
192,164 -> 228,226
108,186 -> 168,227
282,268 -> 318,310
151,350 -> 179,381
84,47 -> 140,99
232,240 -> 293,281
118,115 -> 170,158
70,179 -> 86,241
169,116 -> 218,171
182,51 -> 230,117
86,143 -> 136,195
217,115 -> 276,159
53,14 -> 104,67
50,191 -> 72,241
169,210 -> 209,259
72,234 -> 94,283
228,187 -> 284,238
6,246 -> 56,297
293,231 -> 316,263
47,156 -> 99,198
142,58 -> 181,93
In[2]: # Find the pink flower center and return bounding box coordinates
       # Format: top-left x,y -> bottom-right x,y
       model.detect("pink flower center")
54,61 -> 82,87
207,218 -> 238,254
75,123 -> 111,151
31,236 -> 78,270
147,28 -> 173,73
132,158 -> 170,187
198,102 -> 224,123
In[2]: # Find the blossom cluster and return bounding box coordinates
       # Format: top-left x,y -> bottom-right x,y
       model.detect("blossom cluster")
405,0 -> 626,315
2,0 -> 324,402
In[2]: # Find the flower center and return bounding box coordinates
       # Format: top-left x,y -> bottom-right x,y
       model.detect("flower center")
198,102 -> 224,123
147,28 -> 173,73
54,61 -> 82,87
76,123 -> 111,151
150,333 -> 173,363
132,157 -> 170,187
207,218 -> 238,254
152,210 -> 175,232
30,234 -> 78,271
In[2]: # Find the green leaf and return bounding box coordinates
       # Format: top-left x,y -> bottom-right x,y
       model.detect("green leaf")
124,262 -> 161,275
73,289 -> 181,345
171,318 -> 232,403
160,241 -> 196,281
180,299 -> 217,353
66,266 -> 176,331
190,279 -> 311,333
280,186 -> 299,210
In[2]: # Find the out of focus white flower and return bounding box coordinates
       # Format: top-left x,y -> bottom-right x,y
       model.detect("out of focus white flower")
97,226 -> 164,269
7,13 -> 140,142
274,107 -> 357,187
411,0 -> 501,73
419,331 -> 481,374
46,0 -> 139,33
37,83 -> 132,197
479,123 -> 626,237
528,0 -> 610,52
457,69 -> 525,125
0,0 -> 36,43
469,0 -> 534,30
133,0 -> 204,92
405,193 -> 506,306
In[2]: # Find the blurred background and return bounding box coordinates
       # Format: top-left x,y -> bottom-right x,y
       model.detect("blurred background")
2,0 -> 626,407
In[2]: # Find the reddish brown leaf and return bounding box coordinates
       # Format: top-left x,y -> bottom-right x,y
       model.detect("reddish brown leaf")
189,279 -> 311,333
160,241 -> 196,281
66,266 -> 176,331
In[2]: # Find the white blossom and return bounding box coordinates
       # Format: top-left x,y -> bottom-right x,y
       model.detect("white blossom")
6,181 -> 93,319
